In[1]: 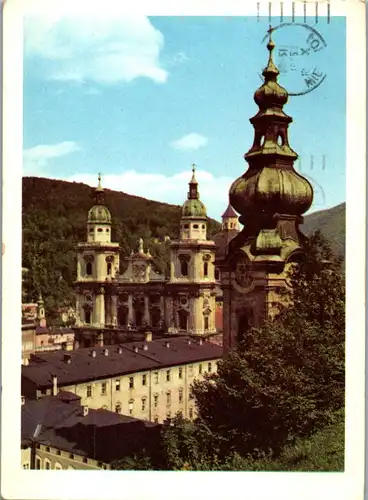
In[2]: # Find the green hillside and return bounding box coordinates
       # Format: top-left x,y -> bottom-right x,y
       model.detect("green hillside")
302,203 -> 345,260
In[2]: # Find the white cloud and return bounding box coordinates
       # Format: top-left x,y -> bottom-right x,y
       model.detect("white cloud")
23,141 -> 80,174
63,169 -> 233,220
170,133 -> 208,151
24,15 -> 168,85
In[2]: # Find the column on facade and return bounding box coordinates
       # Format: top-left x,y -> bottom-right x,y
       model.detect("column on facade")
75,294 -> 81,326
105,294 -> 111,326
160,295 -> 165,325
144,295 -> 150,325
128,294 -> 134,325
95,289 -> 105,327
111,294 -> 117,326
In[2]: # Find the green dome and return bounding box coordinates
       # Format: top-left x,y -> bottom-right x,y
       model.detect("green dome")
88,204 -> 112,224
182,199 -> 207,218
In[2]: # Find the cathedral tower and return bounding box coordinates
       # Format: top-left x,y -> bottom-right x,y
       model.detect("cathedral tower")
75,175 -> 120,338
165,165 -> 217,336
222,28 -> 313,351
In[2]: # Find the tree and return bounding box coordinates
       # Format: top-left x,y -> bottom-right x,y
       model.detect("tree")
192,231 -> 345,458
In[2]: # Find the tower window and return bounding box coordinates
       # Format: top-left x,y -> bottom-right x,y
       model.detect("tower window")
193,224 -> 199,229
86,262 -> 92,276
85,310 -> 91,324
107,262 -> 112,275
98,228 -> 103,232
181,261 -> 188,276
204,262 -> 208,277
106,228 -> 109,232
277,133 -> 284,146
204,316 -> 209,330
184,224 -> 189,229
202,224 -> 205,229
260,135 -> 265,146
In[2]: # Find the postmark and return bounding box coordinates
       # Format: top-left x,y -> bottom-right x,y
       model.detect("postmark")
261,23 -> 327,96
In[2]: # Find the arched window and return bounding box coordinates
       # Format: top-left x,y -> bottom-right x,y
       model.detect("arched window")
107,262 -> 112,275
44,458 -> 51,470
86,262 -> 92,276
204,262 -> 208,277
204,316 -> 209,330
85,310 -> 91,324
178,310 -> 188,331
54,462 -> 63,470
181,261 -> 188,276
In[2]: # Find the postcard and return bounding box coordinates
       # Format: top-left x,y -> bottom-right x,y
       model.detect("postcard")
1,0 -> 366,499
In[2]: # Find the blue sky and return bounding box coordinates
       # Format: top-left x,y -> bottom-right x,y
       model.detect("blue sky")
23,15 -> 346,219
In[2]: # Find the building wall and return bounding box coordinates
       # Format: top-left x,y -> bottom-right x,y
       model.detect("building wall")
56,360 -> 218,423
22,326 -> 36,365
33,444 -> 105,470
21,447 -> 32,469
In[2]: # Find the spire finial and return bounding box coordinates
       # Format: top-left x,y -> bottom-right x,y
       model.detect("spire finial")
263,25 -> 279,80
138,237 -> 144,254
192,163 -> 196,174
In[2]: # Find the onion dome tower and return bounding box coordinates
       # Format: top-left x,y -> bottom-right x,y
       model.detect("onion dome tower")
74,174 -> 120,348
166,165 -> 217,337
223,27 -> 314,351
213,204 -> 240,280
180,164 -> 208,241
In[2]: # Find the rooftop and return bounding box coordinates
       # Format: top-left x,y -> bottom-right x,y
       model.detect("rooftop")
21,391 -> 159,463
22,336 -> 223,388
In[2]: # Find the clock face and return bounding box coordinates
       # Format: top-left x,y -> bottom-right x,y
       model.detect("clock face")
235,258 -> 252,288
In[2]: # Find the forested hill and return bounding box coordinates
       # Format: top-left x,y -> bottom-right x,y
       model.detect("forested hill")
22,176 -> 345,321
302,202 -> 345,260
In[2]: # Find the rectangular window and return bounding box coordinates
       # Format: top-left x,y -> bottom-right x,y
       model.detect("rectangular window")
154,394 -> 159,408
178,389 -> 183,403
178,367 -> 183,379
129,377 -> 134,389
199,363 -> 203,375
189,389 -> 194,400
142,374 -> 147,386
188,365 -> 194,377
115,379 -> 120,391
23,463 -> 30,469
36,458 -> 41,469
166,392 -> 171,405
154,371 -> 159,384
189,407 -> 194,419
86,385 -> 92,398
101,382 -> 107,395
166,370 -> 171,382
141,398 -> 147,411
208,362 -> 212,373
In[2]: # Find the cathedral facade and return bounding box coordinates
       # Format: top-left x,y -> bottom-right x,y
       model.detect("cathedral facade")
74,167 -> 220,348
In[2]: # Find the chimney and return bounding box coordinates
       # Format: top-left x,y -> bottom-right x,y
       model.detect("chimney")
103,348 -> 109,356
134,346 -> 139,353
199,338 -> 203,346
187,339 -> 191,346
91,349 -> 97,358
83,405 -> 89,417
21,395 -> 25,405
118,346 -> 123,354
63,353 -> 71,364
145,331 -> 152,343
52,375 -> 58,396
143,343 -> 148,351
165,341 -> 170,348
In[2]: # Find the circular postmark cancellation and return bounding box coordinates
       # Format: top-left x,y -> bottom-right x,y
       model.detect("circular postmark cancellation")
261,23 -> 327,96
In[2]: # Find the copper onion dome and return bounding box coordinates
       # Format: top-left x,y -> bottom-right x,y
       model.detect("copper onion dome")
87,174 -> 112,224
181,164 -> 207,218
229,27 -> 313,220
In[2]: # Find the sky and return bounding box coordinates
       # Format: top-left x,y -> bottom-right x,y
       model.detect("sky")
23,15 -> 346,219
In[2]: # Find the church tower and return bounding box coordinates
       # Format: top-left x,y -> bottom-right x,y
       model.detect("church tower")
74,175 -> 120,344
222,28 -> 313,351
165,165 -> 217,336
